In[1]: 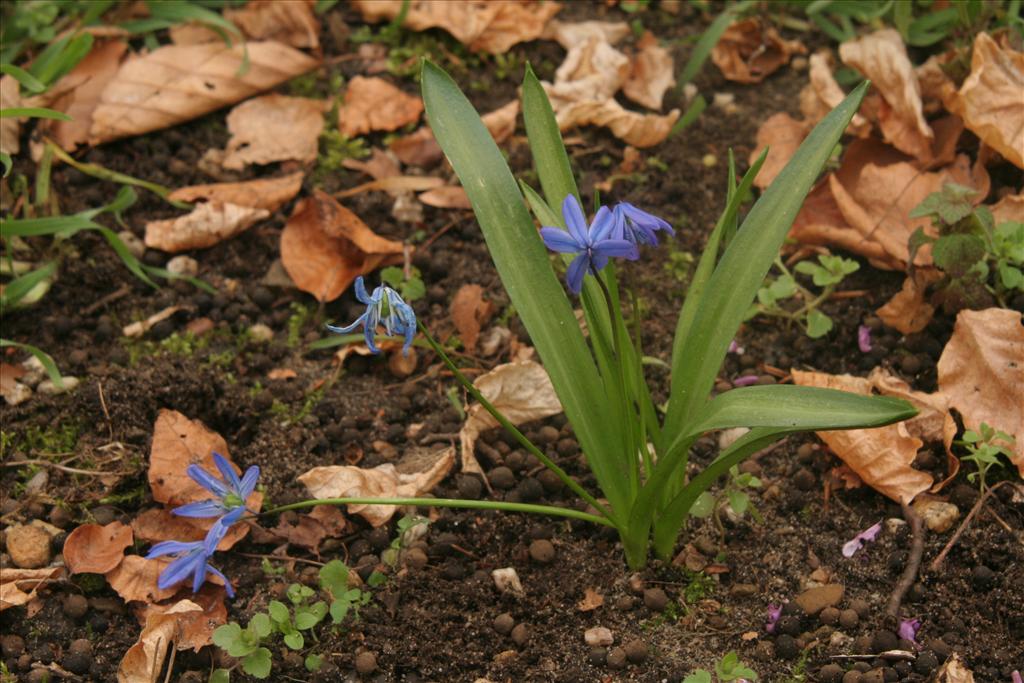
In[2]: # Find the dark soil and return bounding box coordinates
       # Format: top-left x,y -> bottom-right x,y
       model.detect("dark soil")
2,3 -> 1022,683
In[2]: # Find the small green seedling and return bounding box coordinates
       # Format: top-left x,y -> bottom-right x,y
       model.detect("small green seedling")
211,614 -> 273,679
748,254 -> 859,338
381,514 -> 431,568
690,465 -> 763,543
957,422 -> 1016,492
683,650 -> 759,682
380,265 -> 427,303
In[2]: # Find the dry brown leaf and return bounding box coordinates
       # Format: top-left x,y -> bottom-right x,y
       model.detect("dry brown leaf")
990,192 -> 1024,223
106,556 -> 179,604
876,268 -> 943,334
934,653 -> 975,683
544,19 -> 631,50
63,522 -> 134,575
135,584 -> 227,652
343,148 -> 402,181
144,202 -> 269,253
0,75 -> 22,156
800,51 -> 871,135
947,32 -> 1024,169
117,599 -> 204,683
335,175 -> 444,198
555,98 -> 680,148
0,567 -> 62,611
937,308 -> 1024,476
0,363 -> 27,404
791,368 -> 934,503
167,172 -> 304,213
88,41 -> 319,145
280,190 -> 405,302
623,31 -> 675,110
418,186 -> 472,209
459,360 -> 562,477
298,446 -> 455,526
225,0 -> 319,49
122,306 -> 186,338
351,0 -> 560,54
577,587 -> 604,612
839,29 -> 933,161
749,112 -> 808,189
390,99 -> 519,167
450,284 -> 494,353
218,94 -> 324,170
338,76 -> 423,138
916,51 -> 960,114
131,507 -> 250,553
711,18 -> 806,84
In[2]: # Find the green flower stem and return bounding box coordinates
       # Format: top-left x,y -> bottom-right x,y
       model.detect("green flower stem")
417,321 -> 618,526
261,497 -> 614,527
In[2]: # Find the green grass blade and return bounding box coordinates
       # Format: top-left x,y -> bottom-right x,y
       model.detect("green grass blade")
0,261 -> 56,312
0,215 -> 98,237
421,60 -> 629,514
0,64 -> 46,93
676,0 -> 755,90
0,339 -> 63,388
668,94 -> 706,138
0,152 -> 11,177
665,82 -> 869,436
0,107 -> 72,120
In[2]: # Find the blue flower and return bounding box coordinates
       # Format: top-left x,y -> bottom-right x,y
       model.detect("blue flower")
612,202 -> 674,247
539,195 -> 637,295
146,511 -> 241,597
172,452 -> 259,519
326,276 -> 416,355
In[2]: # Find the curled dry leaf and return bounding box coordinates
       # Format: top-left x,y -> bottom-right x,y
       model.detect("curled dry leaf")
459,360 -> 562,477
418,186 -> 472,209
934,653 -> 976,683
450,284 -> 495,353
390,99 -> 519,167
338,76 -> 423,138
132,507 -> 250,553
791,368 -> 935,504
990,192 -> 1024,223
623,31 -> 675,111
876,268 -> 943,334
711,18 -> 806,84
937,308 -> 1024,476
947,32 -> 1024,169
63,521 -> 134,575
577,587 -> 604,612
224,0 -> 319,49
117,599 -> 204,683
0,567 -> 63,611
800,51 -> 871,135
298,446 -> 455,526
351,0 -> 560,54
135,585 -> 227,652
144,202 -> 269,253
106,556 -> 179,604
89,41 -> 319,145
749,112 -> 808,189
167,171 -> 304,214
280,190 -> 405,302
218,94 -> 325,170
343,148 -> 402,181
839,29 -> 934,162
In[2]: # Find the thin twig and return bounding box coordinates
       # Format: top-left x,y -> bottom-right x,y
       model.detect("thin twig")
886,501 -> 925,618
97,380 -> 113,441
1,459 -> 134,476
82,283 -> 131,315
929,481 -> 1011,573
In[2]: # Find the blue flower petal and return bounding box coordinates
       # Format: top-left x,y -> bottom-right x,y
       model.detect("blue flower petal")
238,466 -> 260,499
147,540 -> 200,559
540,227 -> 582,253
172,500 -> 226,518
325,313 -> 367,335
561,195 -> 589,245
212,452 -> 241,492
206,565 -> 235,598
354,276 -> 373,305
566,253 -> 590,294
186,464 -> 230,498
589,206 -> 615,243
191,556 -> 208,593
593,239 -> 640,260
158,551 -> 202,590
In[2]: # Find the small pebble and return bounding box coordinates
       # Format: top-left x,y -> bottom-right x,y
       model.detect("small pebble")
971,565 -> 995,590
63,594 -> 89,620
643,587 -> 669,612
842,671 -> 862,683
820,606 -> 840,625
606,646 -> 627,670
38,376 -> 80,395
913,651 -> 939,675
818,663 -> 844,682
493,613 -> 515,635
517,477 -> 544,502
622,639 -> 647,664
247,323 -> 275,343
528,539 -> 555,564
510,623 -> 530,647
849,598 -> 871,618
354,650 -> 377,675
537,426 -> 559,444
861,670 -> 885,683
166,255 -> 198,277
588,647 -> 607,666
488,466 -> 516,490
584,627 -> 613,647
839,608 -> 859,629
614,596 -> 635,611
62,650 -> 92,675
456,475 -> 483,499
6,525 -> 52,568
0,634 -> 25,657
47,506 -> 72,529
871,630 -> 898,652
775,634 -> 800,659
792,468 -> 816,491
402,547 -> 428,570
537,470 -> 564,493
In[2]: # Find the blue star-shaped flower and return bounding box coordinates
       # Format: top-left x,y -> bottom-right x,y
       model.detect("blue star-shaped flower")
539,195 -> 637,294
172,452 -> 259,520
146,510 -> 241,597
326,276 -> 416,355
612,202 -> 674,246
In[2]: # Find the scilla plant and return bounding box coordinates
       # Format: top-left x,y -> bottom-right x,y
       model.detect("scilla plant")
272,62 -> 916,571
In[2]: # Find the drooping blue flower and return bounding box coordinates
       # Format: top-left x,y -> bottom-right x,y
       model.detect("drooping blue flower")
172,452 -> 259,519
326,276 -> 416,355
146,512 -> 240,597
540,195 -> 637,295
612,202 -> 674,247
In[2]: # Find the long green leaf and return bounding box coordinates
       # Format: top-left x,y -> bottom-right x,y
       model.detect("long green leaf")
665,81 -> 870,437
421,61 -> 628,518
0,107 -> 71,120
521,65 -> 579,213
0,339 -> 63,388
0,261 -> 56,312
0,64 -> 46,93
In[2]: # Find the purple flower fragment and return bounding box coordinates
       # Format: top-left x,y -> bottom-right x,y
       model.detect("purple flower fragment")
612,201 -> 675,247
146,517 -> 237,597
172,452 -> 259,520
540,195 -> 637,295
733,374 -> 759,387
765,603 -> 782,633
728,339 -> 745,355
898,617 -> 921,647
327,276 -> 417,355
857,325 -> 872,353
842,520 -> 883,558
1011,671 -> 1022,683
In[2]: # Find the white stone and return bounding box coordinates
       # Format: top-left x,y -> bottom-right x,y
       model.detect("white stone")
491,567 -> 524,596
3,382 -> 32,405
914,499 -> 959,533
117,230 -> 146,258
584,627 -> 614,647
38,376 -> 79,395
166,255 -> 198,277
20,355 -> 46,387
712,92 -> 735,109
248,323 -> 275,343
718,427 -> 750,450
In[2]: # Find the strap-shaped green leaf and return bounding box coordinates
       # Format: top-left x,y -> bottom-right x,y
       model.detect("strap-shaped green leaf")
421,61 -> 628,516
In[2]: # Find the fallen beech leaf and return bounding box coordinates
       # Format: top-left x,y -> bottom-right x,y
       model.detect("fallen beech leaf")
106,556 -> 179,604
552,97 -> 680,148
0,567 -> 63,611
144,202 -> 269,253
791,368 -> 934,503
800,51 -> 871,135
577,587 -> 604,612
459,360 -> 562,477
132,507 -> 250,553
623,31 -> 675,110
41,40 -> 128,151
343,148 -> 402,181
298,446 -> 455,526
63,522 -> 133,575
839,29 -> 933,161
876,268 -> 943,334
280,190 -> 405,302
450,284 -> 494,353
419,186 -> 472,209
351,0 -> 560,54
390,99 -> 519,167
89,41 -> 319,145
749,112 -> 808,189
335,175 -> 444,198
947,32 -> 1024,169
0,76 -> 22,156
543,19 -> 631,48
711,18 -> 806,84
218,94 -> 324,170
167,172 -> 304,213
934,653 -> 975,683
937,308 -> 1024,476
225,0 -> 319,49
135,585 -> 227,651
117,599 -> 204,683
122,306 -> 185,338
338,76 -> 423,138
990,193 -> 1024,223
